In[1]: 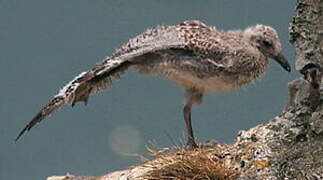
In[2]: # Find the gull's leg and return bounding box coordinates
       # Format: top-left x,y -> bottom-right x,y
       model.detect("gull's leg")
183,103 -> 198,149
183,88 -> 203,150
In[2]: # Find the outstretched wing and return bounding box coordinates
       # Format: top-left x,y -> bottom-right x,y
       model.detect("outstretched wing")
16,25 -> 186,141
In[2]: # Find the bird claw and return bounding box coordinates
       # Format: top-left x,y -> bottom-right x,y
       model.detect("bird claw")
185,140 -> 199,150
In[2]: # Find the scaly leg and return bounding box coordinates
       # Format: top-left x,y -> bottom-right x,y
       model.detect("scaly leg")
183,103 -> 198,149
183,88 -> 203,149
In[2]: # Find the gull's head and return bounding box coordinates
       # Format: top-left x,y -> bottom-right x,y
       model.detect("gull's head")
244,25 -> 291,72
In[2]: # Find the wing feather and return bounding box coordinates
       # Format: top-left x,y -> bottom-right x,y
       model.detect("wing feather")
16,25 -> 186,140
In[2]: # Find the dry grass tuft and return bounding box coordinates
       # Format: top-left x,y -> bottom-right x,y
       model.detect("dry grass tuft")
143,145 -> 239,180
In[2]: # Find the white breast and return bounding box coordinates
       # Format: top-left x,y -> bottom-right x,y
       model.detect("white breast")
135,64 -> 253,92
166,70 -> 240,92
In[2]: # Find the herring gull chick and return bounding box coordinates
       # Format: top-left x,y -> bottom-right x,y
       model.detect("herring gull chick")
16,20 -> 290,149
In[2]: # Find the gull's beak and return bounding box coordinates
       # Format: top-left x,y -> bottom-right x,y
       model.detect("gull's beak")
274,53 -> 291,72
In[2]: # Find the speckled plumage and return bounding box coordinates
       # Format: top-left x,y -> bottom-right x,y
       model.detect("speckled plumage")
16,20 -> 290,146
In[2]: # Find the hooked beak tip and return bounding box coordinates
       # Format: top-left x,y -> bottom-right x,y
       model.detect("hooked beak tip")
285,64 -> 291,72
275,53 -> 291,72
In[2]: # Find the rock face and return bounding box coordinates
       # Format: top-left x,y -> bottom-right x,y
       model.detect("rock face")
289,0 -> 323,72
47,0 -> 323,179
236,77 -> 323,179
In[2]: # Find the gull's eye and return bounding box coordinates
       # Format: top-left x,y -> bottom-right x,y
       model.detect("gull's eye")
262,40 -> 272,48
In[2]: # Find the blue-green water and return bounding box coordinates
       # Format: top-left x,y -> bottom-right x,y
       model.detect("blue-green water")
0,1 -> 296,179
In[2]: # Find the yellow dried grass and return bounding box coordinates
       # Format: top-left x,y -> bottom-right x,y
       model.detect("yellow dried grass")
143,146 -> 238,180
